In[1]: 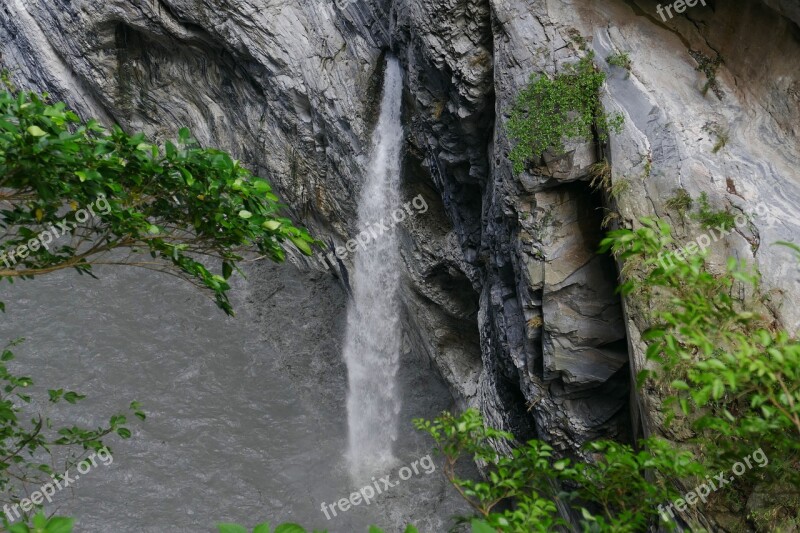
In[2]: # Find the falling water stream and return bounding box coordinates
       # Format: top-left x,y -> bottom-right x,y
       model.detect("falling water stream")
343,57 -> 405,479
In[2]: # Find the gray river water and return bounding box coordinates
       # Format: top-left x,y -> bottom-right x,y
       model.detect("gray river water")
0,260 -> 468,532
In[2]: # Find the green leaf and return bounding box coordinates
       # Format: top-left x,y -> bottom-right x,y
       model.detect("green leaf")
470,520 -> 496,533
222,261 -> 233,280
117,427 -> 132,438
217,525 -> 249,533
27,125 -> 47,137
262,220 -> 281,231
289,236 -> 312,256
34,513 -> 47,528
671,380 -> 690,391
403,526 -> 419,533
711,379 -> 725,400
45,517 -> 74,533
238,210 -> 253,219
63,391 -> 85,404
180,168 -> 195,186
252,524 -> 271,533
253,180 -> 272,193
273,525 -> 306,533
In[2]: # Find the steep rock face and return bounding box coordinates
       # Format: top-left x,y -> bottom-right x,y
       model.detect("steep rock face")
2,0 -> 799,479
1,0 -> 389,238
396,0 -> 800,459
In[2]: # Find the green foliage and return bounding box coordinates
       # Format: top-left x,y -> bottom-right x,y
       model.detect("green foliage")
413,409 -> 700,532
711,131 -> 729,153
600,217 -> 800,495
566,29 -> 587,51
609,179 -> 630,200
0,339 -> 141,525
6,513 -> 73,533
589,160 -> 611,190
691,192 -> 737,231
413,409 -> 561,531
506,54 -> 624,174
606,52 -> 632,71
0,89 -> 317,315
664,188 -> 693,215
689,50 -> 724,100
703,123 -> 729,154
589,161 -> 628,200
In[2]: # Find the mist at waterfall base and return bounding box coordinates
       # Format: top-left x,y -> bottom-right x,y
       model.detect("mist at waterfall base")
342,57 -> 405,481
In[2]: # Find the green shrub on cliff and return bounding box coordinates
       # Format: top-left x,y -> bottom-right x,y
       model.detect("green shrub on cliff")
600,219 -> 800,490
407,219 -> 799,532
413,410 -> 702,532
506,54 -> 624,174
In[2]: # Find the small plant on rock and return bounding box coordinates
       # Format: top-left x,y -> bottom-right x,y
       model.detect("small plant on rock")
691,192 -> 737,230
665,188 -> 693,216
689,50 -> 724,100
702,123 -> 730,153
506,54 -> 624,174
606,52 -> 632,71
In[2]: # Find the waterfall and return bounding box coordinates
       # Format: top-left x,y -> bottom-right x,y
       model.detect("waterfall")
343,57 -> 404,478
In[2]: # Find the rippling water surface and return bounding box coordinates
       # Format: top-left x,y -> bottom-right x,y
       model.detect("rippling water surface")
0,260 -> 466,532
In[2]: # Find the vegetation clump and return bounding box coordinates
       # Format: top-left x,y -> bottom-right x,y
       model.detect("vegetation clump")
606,52 -> 632,71
0,89 -> 316,315
566,29 -> 587,51
506,54 -> 624,174
589,160 -> 629,200
703,122 -> 730,153
691,192 -> 737,230
665,188 -> 694,215
689,50 -> 724,100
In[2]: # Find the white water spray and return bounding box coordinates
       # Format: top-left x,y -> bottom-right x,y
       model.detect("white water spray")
343,57 -> 404,478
